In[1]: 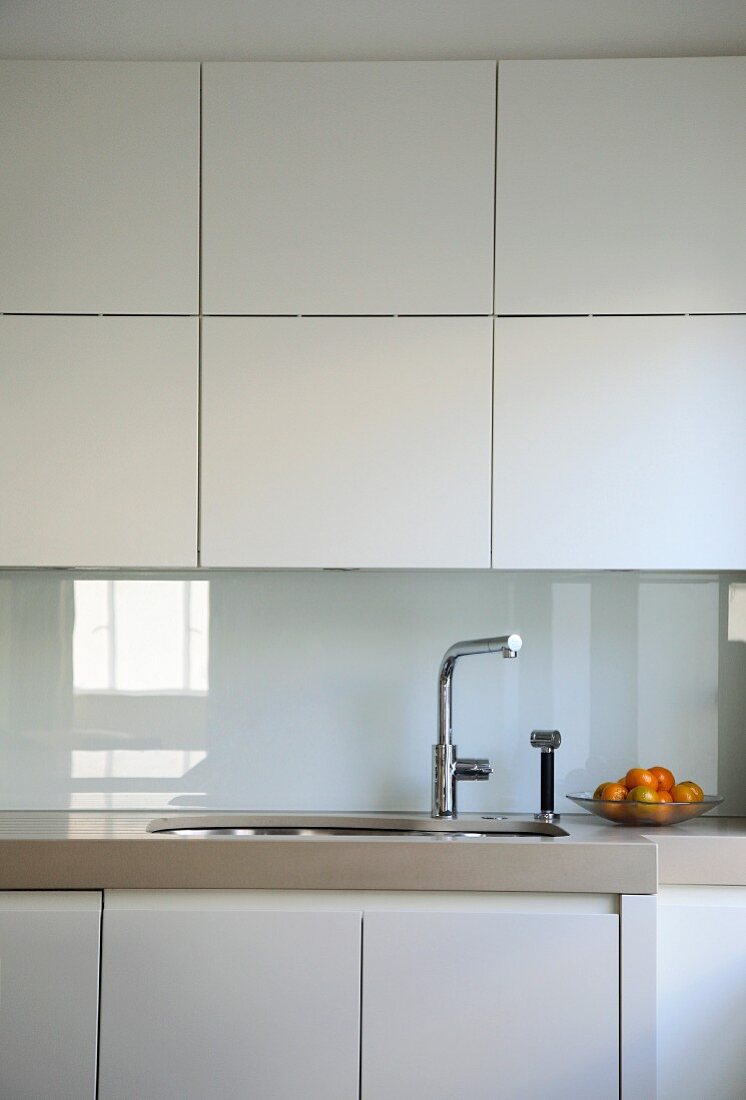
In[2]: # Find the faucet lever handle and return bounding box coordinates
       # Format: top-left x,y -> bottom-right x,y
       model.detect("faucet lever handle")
454,757 -> 493,781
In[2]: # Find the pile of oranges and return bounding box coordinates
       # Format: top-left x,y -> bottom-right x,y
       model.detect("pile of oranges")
594,767 -> 704,804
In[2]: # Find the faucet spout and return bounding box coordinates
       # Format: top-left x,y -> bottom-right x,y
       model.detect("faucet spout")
432,633 -> 522,818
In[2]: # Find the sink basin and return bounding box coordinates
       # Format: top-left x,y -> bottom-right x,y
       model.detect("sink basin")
146,814 -> 568,838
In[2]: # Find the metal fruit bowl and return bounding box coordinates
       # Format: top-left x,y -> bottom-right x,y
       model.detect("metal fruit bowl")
567,793 -> 723,826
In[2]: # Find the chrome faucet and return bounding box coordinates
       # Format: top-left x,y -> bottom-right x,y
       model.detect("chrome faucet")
432,634 -> 522,818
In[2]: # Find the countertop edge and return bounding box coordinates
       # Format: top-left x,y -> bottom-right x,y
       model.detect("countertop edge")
0,813 -> 744,892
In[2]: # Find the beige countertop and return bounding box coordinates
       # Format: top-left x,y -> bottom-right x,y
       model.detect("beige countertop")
1,810 -> 744,894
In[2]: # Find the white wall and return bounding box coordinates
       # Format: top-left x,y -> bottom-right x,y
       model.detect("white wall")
1,0 -> 744,61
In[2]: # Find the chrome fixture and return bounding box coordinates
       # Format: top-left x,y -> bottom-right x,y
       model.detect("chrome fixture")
432,634 -> 522,818
530,729 -> 562,823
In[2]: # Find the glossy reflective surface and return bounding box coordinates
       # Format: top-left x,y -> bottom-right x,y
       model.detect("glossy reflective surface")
152,827 -> 539,838
0,570 -> 742,813
146,814 -> 568,838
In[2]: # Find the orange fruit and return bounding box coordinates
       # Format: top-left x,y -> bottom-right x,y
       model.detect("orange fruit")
626,785 -> 659,803
671,783 -> 697,803
601,782 -> 628,802
648,766 -> 675,793
680,780 -> 704,801
625,768 -> 658,792
593,782 -> 614,799
657,790 -> 673,803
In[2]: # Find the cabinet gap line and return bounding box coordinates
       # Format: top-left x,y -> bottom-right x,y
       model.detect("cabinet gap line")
94,892 -> 104,1100
197,318 -> 202,566
496,313 -> 591,319
198,61 -> 203,317
490,316 -> 495,568
591,313 -> 687,318
197,62 -> 203,565
1,311 -> 99,317
491,60 -> 499,317
358,914 -> 365,1100
198,313 -> 495,319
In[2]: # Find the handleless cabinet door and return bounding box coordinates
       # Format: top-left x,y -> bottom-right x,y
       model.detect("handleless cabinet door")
0,317 -> 198,566
0,61 -> 199,313
201,317 -> 492,567
0,892 -> 101,1100
98,894 -> 361,1100
362,908 -> 619,1100
493,316 -> 746,570
495,58 -> 746,314
202,61 -> 495,314
658,887 -> 746,1100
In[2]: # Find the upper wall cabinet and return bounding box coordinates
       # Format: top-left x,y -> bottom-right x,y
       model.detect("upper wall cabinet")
201,62 -> 496,315
201,317 -> 492,567
495,58 -> 746,315
0,317 -> 198,567
0,62 -> 199,314
493,316 -> 746,570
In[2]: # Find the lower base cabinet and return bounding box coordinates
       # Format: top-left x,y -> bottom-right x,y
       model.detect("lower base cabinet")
97,893 -> 362,1100
362,906 -> 619,1100
0,892 -> 101,1100
98,891 -> 619,1100
7,884 -> 746,1097
657,886 -> 746,1100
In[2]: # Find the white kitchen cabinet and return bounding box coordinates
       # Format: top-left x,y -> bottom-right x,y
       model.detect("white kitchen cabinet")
201,61 -> 495,314
0,316 -> 198,567
0,61 -> 199,314
201,317 -> 492,567
0,892 -> 101,1100
495,58 -> 746,314
658,887 -> 746,1100
493,316 -> 746,570
362,900 -> 619,1099
98,892 -> 361,1100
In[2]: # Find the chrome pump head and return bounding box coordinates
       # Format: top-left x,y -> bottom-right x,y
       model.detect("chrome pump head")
530,729 -> 561,751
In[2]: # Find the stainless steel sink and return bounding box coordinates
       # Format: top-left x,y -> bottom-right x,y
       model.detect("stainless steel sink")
146,814 -> 568,838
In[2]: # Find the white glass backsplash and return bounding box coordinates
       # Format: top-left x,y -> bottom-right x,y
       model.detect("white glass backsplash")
0,571 -> 743,814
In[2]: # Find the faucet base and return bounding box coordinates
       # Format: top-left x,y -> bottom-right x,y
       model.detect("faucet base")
432,742 -> 458,818
432,744 -> 493,818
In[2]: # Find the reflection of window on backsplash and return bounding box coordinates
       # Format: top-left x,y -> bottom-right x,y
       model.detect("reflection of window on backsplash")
72,580 -> 209,693
71,749 -> 207,779
728,584 -> 746,643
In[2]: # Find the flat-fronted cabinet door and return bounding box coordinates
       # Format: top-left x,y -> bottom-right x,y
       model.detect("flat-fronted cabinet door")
98,893 -> 361,1100
0,317 -> 198,567
201,317 -> 492,567
202,61 -> 495,314
0,892 -> 101,1100
495,58 -> 746,314
493,316 -> 746,570
658,887 -> 746,1100
362,909 -> 619,1100
0,61 -> 199,313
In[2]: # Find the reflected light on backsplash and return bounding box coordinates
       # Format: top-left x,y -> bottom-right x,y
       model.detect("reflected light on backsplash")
728,583 -> 746,643
0,570 -> 743,814
71,749 -> 207,779
73,579 -> 209,693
